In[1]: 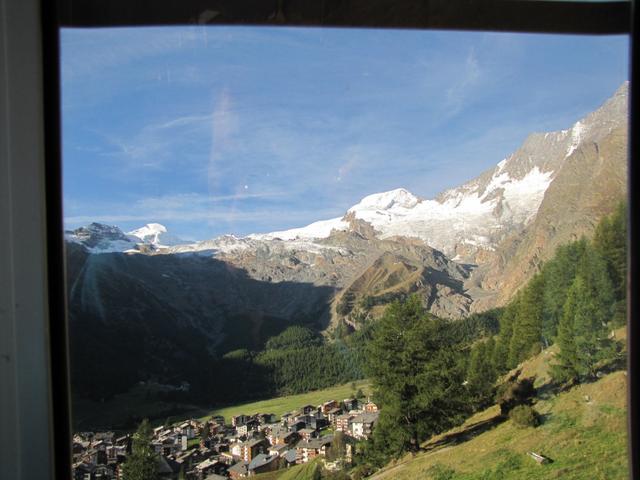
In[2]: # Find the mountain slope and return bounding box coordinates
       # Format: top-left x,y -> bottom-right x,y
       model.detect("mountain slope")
469,85 -> 628,310
370,335 -> 628,480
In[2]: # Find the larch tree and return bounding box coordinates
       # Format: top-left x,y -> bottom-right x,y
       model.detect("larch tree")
364,296 -> 470,459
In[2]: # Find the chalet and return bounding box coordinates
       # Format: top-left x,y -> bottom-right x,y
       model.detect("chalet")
342,398 -> 358,411
326,407 -> 343,424
172,450 -> 197,474
232,414 -> 249,427
282,449 -> 298,467
351,412 -> 379,439
280,413 -> 294,426
248,453 -> 280,475
258,413 -> 276,424
114,435 -> 131,450
301,404 -> 316,415
229,442 -> 243,459
268,444 -> 288,456
157,456 -> 180,479
242,438 -> 269,462
335,414 -> 355,433
289,421 -> 306,433
267,426 -> 297,446
364,401 -> 379,413
227,461 -> 249,479
219,452 -> 236,465
307,417 -> 328,430
211,415 -> 225,426
278,431 -> 298,446
298,428 -> 318,441
94,432 -> 115,443
321,400 -> 339,414
93,465 -> 115,479
195,457 -> 227,478
178,422 -> 196,439
295,436 -> 333,464
153,436 -> 183,457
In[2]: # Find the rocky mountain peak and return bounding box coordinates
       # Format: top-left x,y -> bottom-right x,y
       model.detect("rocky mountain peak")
65,223 -> 138,253
348,188 -> 422,212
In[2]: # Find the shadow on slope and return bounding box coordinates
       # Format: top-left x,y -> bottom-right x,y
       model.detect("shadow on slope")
65,243 -> 337,427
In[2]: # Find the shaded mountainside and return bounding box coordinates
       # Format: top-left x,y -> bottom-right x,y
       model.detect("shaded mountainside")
66,242 -> 336,401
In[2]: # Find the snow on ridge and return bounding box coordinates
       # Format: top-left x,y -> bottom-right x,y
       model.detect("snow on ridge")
565,120 -> 586,158
249,216 -> 349,242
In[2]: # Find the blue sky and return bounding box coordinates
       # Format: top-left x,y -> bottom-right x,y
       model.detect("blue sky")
61,27 -> 628,241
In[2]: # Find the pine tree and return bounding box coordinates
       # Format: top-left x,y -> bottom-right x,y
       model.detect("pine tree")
365,296 -> 470,458
327,431 -> 347,462
467,337 -> 497,409
551,277 -> 581,383
508,275 -> 544,367
121,419 -> 158,480
593,202 -> 627,297
494,301 -> 517,372
541,239 -> 588,343
552,267 -> 616,383
593,202 -> 627,325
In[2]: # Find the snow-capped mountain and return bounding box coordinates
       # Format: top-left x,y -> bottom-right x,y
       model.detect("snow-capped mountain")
66,222 -> 183,253
128,223 -> 185,248
236,81 -> 629,261
65,223 -> 140,254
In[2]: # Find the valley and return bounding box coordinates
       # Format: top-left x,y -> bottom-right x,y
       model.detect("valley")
65,83 -> 629,480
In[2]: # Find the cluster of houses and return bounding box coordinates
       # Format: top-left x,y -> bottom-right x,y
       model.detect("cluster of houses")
72,397 -> 379,479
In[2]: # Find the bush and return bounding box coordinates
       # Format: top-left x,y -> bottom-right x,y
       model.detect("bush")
496,376 -> 536,415
509,405 -> 540,428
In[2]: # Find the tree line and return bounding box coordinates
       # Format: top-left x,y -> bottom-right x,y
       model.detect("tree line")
467,202 -> 626,402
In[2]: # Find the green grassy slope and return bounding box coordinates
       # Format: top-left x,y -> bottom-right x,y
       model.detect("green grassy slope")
370,336 -> 628,480
253,460 -> 322,480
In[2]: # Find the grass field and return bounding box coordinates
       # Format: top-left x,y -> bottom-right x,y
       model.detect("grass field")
199,380 -> 371,422
252,461 -> 320,480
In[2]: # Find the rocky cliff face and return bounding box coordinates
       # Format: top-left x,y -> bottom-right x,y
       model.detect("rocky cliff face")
467,83 -> 628,310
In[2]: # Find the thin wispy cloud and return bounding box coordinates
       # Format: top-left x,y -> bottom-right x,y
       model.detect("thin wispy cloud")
445,47 -> 482,117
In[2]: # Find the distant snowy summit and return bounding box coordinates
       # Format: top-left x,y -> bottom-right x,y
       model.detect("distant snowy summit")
65,222 -> 184,254
128,223 -> 185,248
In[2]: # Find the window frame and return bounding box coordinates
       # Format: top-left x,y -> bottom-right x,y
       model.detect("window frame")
0,1 -> 634,479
